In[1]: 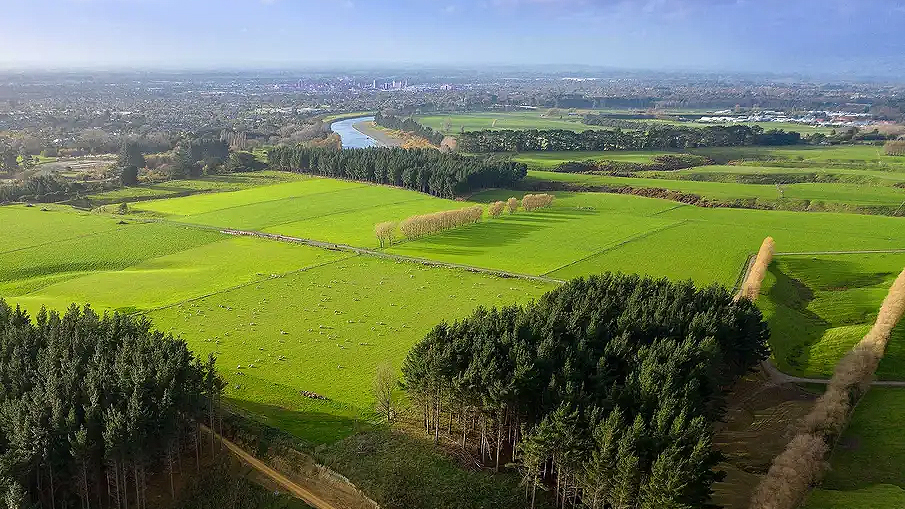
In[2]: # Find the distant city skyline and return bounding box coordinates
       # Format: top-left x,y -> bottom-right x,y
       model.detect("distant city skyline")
2,0 -> 904,78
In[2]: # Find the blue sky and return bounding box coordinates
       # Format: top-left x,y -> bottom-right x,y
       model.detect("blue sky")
1,0 -> 904,75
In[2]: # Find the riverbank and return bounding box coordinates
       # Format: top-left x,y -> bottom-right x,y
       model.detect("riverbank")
351,121 -> 403,147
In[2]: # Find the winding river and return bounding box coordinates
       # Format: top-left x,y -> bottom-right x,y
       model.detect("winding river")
330,116 -> 378,149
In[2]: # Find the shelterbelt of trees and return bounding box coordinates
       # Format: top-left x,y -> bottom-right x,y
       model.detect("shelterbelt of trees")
0,300 -> 224,509
456,124 -> 802,152
402,273 -> 770,509
267,146 -> 527,198
553,154 -> 713,174
374,113 -> 445,145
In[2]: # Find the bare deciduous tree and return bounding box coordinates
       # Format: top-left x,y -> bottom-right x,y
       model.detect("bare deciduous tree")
374,362 -> 397,423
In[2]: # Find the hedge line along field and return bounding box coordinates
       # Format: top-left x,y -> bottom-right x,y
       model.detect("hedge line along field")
758,253 -> 905,380
147,255 -> 553,444
85,171 -> 310,205
802,388 -> 905,509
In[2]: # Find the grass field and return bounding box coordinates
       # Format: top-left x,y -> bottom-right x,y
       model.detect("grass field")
525,170 -> 905,209
86,171 -> 308,205
803,388 -> 905,508
416,111 -> 594,134
147,255 -> 552,443
512,150 -> 669,168
759,254 -> 905,379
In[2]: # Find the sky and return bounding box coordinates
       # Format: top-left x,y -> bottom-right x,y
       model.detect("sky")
1,0 -> 904,76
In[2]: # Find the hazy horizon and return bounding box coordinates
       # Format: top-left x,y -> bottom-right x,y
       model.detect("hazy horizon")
2,0 -> 904,78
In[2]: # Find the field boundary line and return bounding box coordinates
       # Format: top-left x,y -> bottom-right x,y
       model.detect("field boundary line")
221,229 -> 565,285
200,425 -> 338,509
775,249 -> 905,256
649,203 -> 688,216
0,225 -> 127,256
539,220 -> 688,277
140,254 -> 358,315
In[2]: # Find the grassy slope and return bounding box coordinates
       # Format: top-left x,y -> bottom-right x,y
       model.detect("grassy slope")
0,205 -> 125,252
759,254 -> 905,379
803,389 -> 905,509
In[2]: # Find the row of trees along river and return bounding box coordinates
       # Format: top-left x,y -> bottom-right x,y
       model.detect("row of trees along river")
0,300 -> 225,509
267,145 -> 527,198
402,273 -> 770,509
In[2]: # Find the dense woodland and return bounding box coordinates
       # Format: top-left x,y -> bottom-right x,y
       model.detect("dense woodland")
0,300 -> 224,509
374,114 -> 445,145
456,125 -> 802,152
267,146 -> 527,198
402,274 -> 770,509
552,154 -> 712,174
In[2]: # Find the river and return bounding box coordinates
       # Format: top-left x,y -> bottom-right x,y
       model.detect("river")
330,116 -> 378,149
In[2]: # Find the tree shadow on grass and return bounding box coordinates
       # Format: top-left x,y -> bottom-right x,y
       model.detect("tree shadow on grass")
765,263 -> 829,374
405,208 -> 598,254
226,398 -> 375,447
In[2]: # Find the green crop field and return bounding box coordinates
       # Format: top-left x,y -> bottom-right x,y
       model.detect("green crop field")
416,111 -> 594,134
759,254 -> 905,380
803,388 -> 905,509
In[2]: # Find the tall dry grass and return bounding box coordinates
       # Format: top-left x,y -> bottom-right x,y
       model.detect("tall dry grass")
506,197 -> 519,214
521,193 -> 554,212
750,267 -> 905,509
488,201 -> 506,217
398,205 -> 484,240
375,221 -> 397,247
737,237 -> 775,301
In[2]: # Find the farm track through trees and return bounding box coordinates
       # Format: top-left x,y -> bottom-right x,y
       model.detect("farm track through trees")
200,425 -> 339,509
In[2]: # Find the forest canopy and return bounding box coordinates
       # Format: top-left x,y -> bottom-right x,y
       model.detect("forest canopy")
0,300 -> 223,509
456,124 -> 802,152
267,146 -> 527,198
402,273 -> 770,509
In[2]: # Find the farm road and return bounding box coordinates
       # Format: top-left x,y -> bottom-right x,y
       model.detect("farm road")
761,360 -> 905,387
201,425 -> 339,509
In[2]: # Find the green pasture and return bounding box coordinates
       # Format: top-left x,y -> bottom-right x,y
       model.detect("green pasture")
8,237 -> 347,314
759,254 -> 905,380
0,220 -> 224,300
392,190 -> 905,285
85,171 -> 307,205
803,388 -> 905,509
0,205 -> 125,253
416,111 -> 593,134
148,255 -> 552,444
525,170 -> 905,208
511,151 -> 669,168
658,165 -> 905,185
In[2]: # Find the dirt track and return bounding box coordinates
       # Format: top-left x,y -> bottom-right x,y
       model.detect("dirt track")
201,425 -> 338,509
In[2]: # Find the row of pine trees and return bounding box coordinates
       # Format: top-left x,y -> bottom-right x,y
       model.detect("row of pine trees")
456,124 -> 802,152
402,273 -> 771,509
266,146 -> 527,198
0,300 -> 224,509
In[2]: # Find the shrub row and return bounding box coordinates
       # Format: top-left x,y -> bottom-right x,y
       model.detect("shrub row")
737,237 -> 775,301
552,154 -> 712,174
399,206 -> 484,240
521,193 -> 554,211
